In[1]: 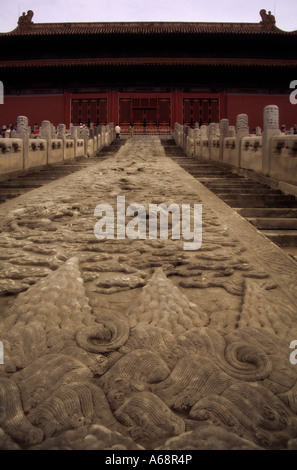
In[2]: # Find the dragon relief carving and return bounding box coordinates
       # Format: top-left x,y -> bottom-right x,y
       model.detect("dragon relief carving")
1,259 -> 297,450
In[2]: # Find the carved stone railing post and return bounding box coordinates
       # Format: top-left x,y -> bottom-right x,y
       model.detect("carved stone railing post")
51,124 -> 56,139
57,123 -> 66,161
89,127 -> 95,154
16,115 -> 29,169
200,125 -> 207,138
256,126 -> 262,136
97,125 -> 102,150
107,123 -> 114,144
39,120 -> 52,164
228,126 -> 236,137
174,123 -> 182,147
174,123 -> 177,143
193,128 -> 200,157
182,125 -> 188,151
81,128 -> 90,156
93,127 -> 98,153
71,126 -> 78,156
187,128 -> 194,157
208,123 -> 217,159
200,125 -> 209,159
236,114 -> 249,167
208,123 -> 217,139
219,119 -> 229,162
262,105 -> 280,175
101,125 -> 106,148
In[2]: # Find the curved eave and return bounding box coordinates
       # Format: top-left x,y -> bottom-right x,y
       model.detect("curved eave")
0,57 -> 297,68
0,22 -> 296,36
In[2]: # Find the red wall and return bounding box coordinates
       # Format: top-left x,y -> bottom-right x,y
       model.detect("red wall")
0,95 -> 65,128
2,92 -> 296,131
0,91 -> 225,130
226,94 -> 297,130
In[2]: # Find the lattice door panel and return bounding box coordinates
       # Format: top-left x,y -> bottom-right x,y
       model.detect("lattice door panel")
71,99 -> 107,126
183,98 -> 219,127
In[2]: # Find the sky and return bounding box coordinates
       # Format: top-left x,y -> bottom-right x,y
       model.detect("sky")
0,0 -> 297,33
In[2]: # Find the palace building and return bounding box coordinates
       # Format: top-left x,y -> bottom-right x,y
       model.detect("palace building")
0,9 -> 296,132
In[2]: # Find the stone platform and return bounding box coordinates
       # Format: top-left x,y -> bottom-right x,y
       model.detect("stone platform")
1,136 -> 297,450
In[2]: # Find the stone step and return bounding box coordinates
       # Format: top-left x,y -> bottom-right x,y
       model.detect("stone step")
236,208 -> 297,218
0,194 -> 19,201
186,171 -> 230,177
222,195 -> 297,208
0,144 -> 126,204
186,163 -> 212,167
166,144 -> 297,256
38,168 -> 78,174
172,160 -> 210,165
195,173 -> 242,179
247,218 -> 297,230
281,246 -> 297,258
262,230 -> 297,246
215,189 -> 283,196
203,182 -> 270,189
0,180 -> 45,187
166,143 -> 297,252
0,187 -> 33,194
198,178 -> 247,184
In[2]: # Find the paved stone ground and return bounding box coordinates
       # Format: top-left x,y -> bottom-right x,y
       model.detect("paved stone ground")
1,136 -> 297,450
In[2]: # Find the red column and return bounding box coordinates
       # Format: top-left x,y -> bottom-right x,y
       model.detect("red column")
172,91 -> 183,128
108,91 -> 119,125
219,91 -> 227,120
64,92 -> 71,127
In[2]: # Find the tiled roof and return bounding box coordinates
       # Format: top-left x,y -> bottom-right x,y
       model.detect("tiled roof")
1,9 -> 296,36
0,57 -> 296,69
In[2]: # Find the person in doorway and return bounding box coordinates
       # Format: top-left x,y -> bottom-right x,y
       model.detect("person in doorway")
115,124 -> 121,139
281,125 -> 286,135
129,125 -> 134,139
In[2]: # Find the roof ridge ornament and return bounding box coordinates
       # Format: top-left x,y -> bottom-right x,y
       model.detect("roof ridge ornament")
18,10 -> 34,27
260,9 -> 276,28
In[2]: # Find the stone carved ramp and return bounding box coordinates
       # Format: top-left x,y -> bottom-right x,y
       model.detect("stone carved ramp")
1,136 -> 297,450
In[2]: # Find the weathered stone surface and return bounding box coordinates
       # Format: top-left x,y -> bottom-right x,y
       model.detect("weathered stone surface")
0,136 -> 297,450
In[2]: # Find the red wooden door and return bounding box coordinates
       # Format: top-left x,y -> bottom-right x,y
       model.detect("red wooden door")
183,98 -> 219,127
71,99 -> 107,126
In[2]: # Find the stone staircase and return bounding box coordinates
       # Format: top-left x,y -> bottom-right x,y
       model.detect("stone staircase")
162,138 -> 297,261
0,140 -> 126,204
